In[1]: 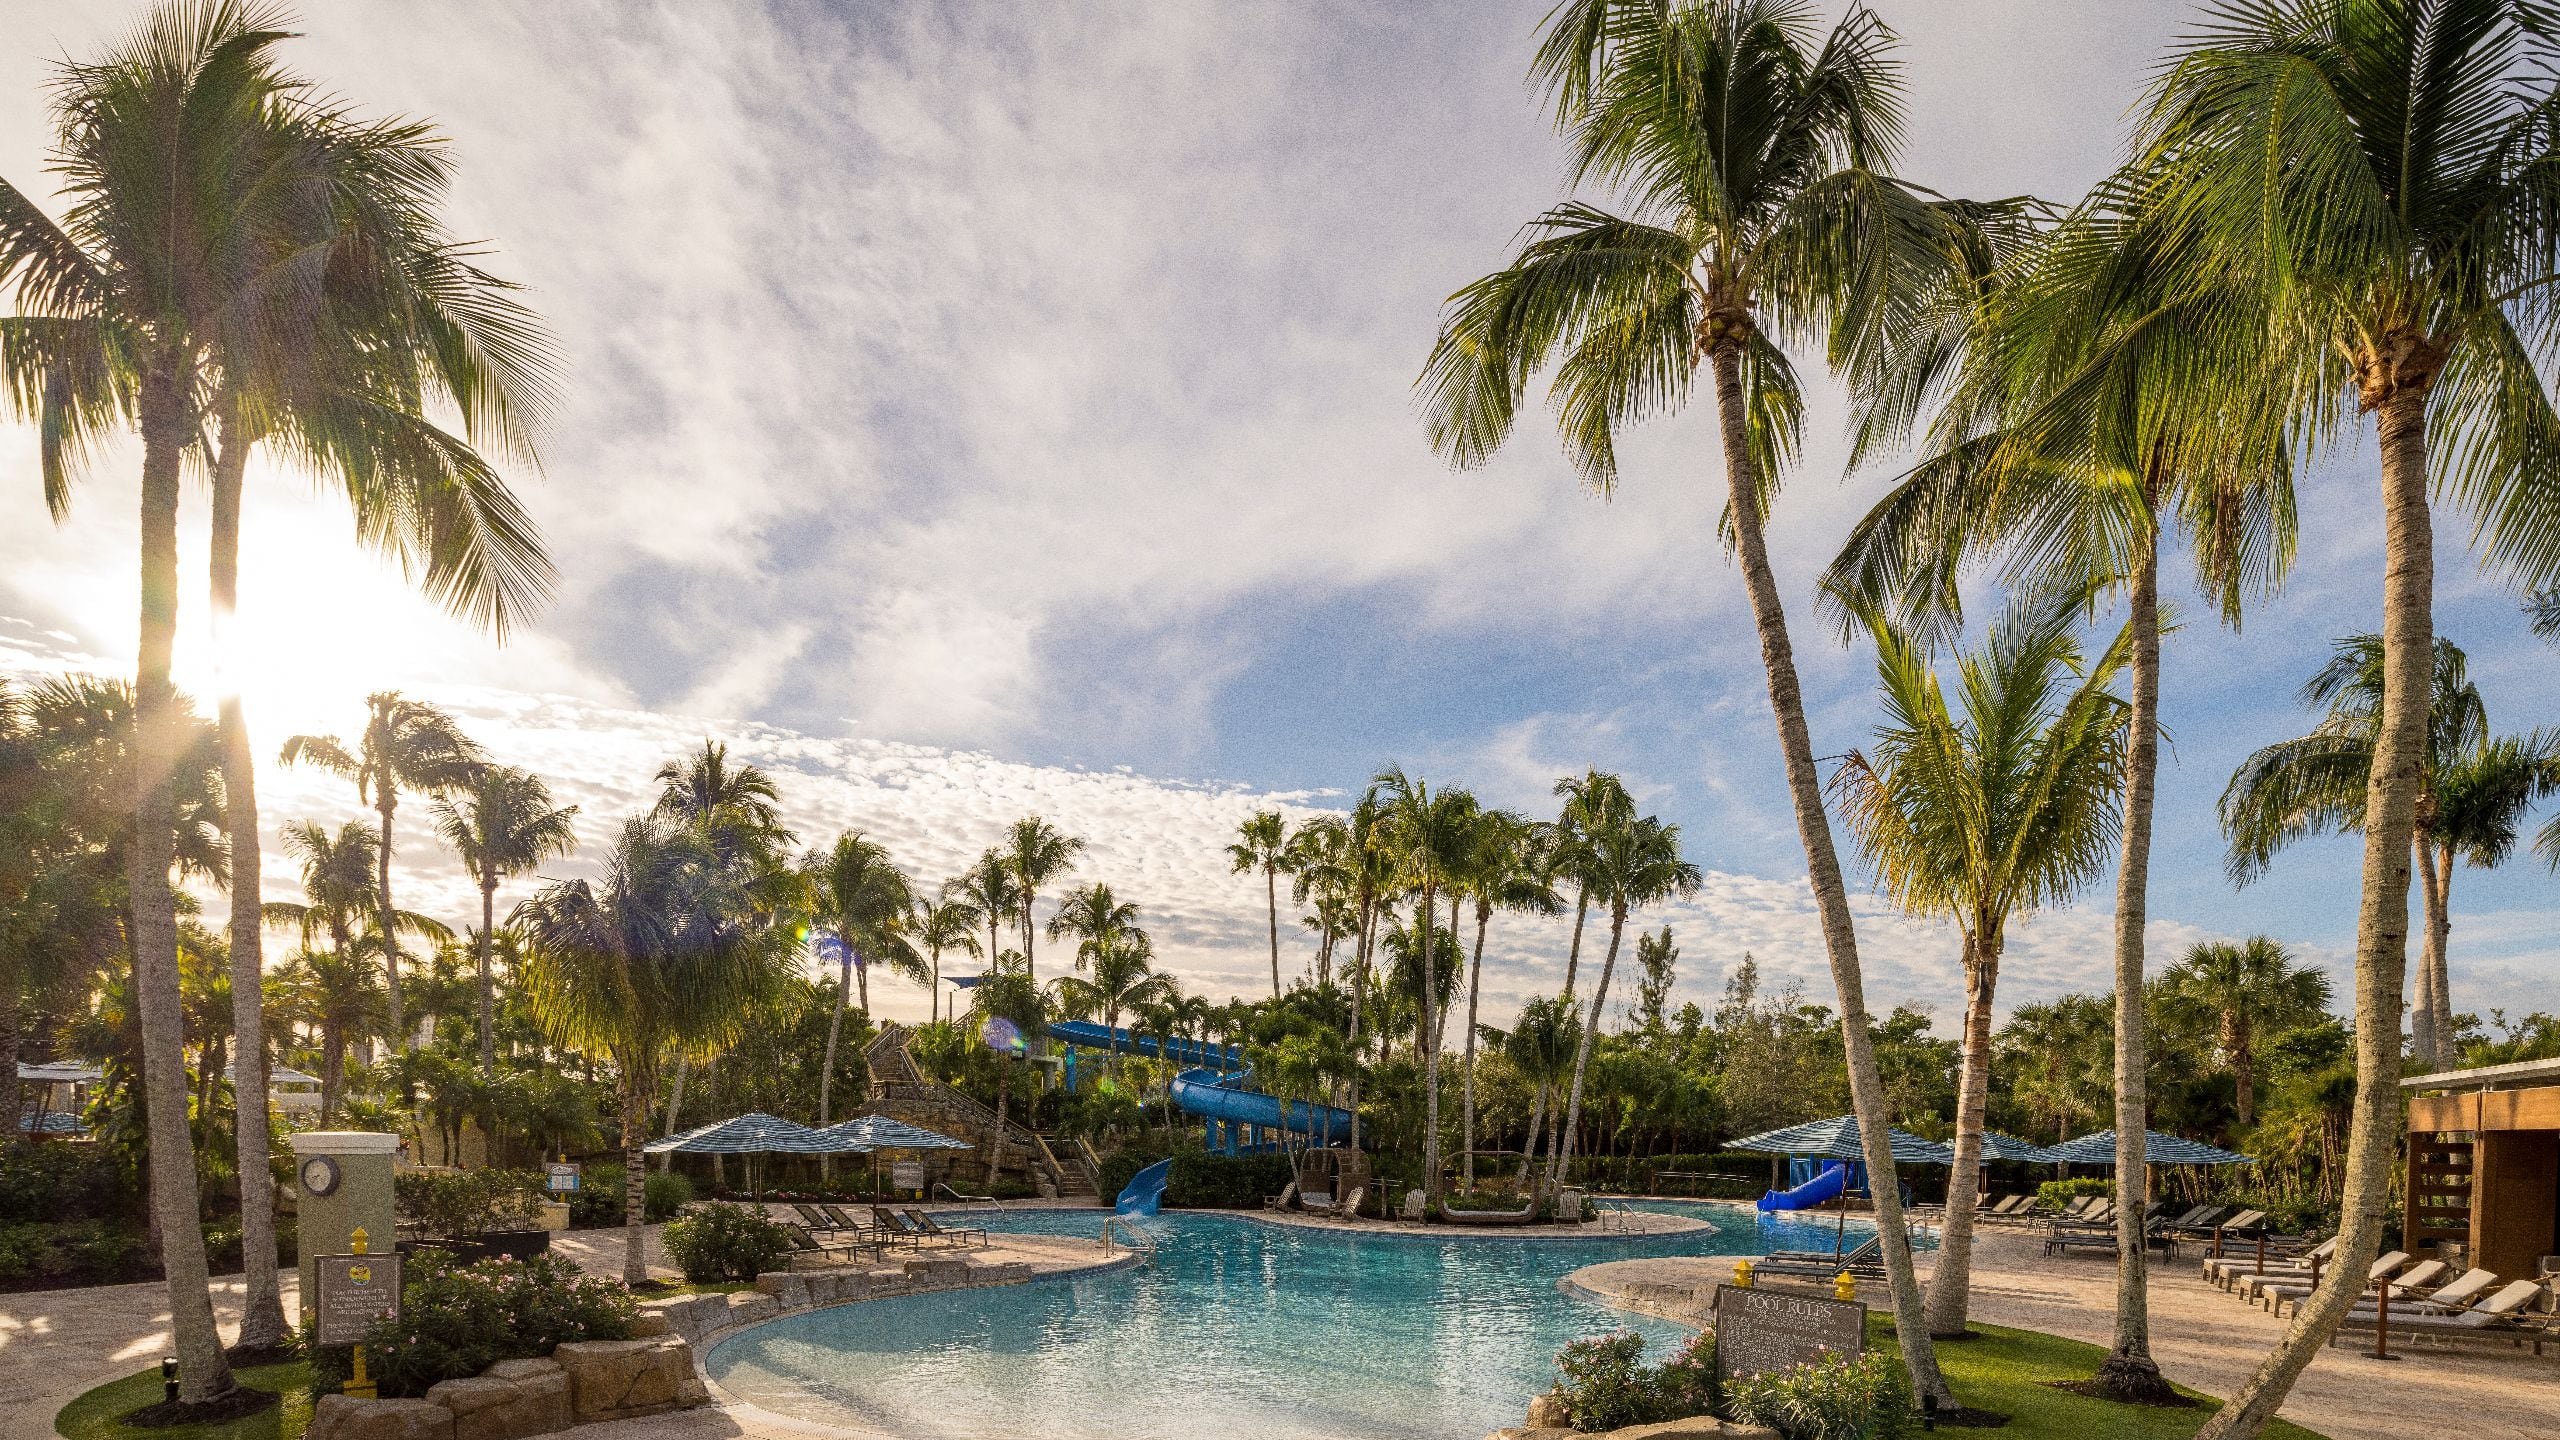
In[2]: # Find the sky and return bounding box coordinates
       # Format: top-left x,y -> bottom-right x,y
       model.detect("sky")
3,1 -> 2556,1037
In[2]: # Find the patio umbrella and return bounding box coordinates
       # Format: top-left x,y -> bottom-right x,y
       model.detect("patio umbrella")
2043,1129 -> 2254,1167
645,1112 -> 869,1203
1976,1131 -> 2061,1164
816,1114 -> 973,1197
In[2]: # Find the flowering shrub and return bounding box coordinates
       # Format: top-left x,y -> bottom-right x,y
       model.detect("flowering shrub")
1720,1349 -> 1916,1440
1545,1329 -> 1718,1430
308,1250 -> 636,1398
664,1202 -> 792,1282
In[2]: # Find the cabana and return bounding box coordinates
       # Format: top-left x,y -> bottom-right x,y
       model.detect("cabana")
2404,1056 -> 2560,1280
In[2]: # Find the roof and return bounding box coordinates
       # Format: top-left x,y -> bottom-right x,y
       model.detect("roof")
1976,1131 -> 2060,1163
643,1112 -> 864,1155
17,1061 -> 103,1084
816,1114 -> 972,1151
1727,1116 -> 1955,1165
2399,1055 -> 2560,1093
2044,1129 -> 2253,1166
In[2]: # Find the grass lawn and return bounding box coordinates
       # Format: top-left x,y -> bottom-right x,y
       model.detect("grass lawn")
1869,1317 -> 2329,1440
55,1361 -> 315,1440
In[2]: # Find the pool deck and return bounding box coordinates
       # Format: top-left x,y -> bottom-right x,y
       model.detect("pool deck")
1564,1223 -> 2560,1440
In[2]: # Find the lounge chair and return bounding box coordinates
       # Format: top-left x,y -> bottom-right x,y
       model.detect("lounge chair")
2252,1251 -> 2410,1312
793,1203 -> 860,1237
779,1222 -> 871,1267
2379,1266 -> 2502,1315
875,1205 -> 965,1250
2169,1204 -> 2240,1239
2206,1231 -> 2331,1288
818,1204 -> 868,1233
1755,1236 -> 1885,1280
903,1208 -> 988,1248
2266,1255 -> 2442,1316
2328,1280 -> 2552,1352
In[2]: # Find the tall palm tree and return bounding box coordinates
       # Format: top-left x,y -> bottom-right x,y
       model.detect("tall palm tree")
281,693 -> 484,1053
261,819 -> 451,1066
1548,812 -> 1699,1197
954,851 -> 1019,986
1370,767 -> 1477,1207
431,766 -> 577,1076
1998,995 -> 2114,1144
1549,770 -> 1632,1005
970,969 -> 1049,1186
1420,3 -> 1988,1396
1830,589 -> 2130,1337
1285,816 -> 1353,984
2219,636 -> 2553,1063
515,815 -> 791,1283
2157,939 -> 2334,1125
1502,995 -> 1581,1185
1051,930 -> 1172,1056
1342,788 -> 1388,1149
916,888 -> 984,1024
273,943 -> 384,1123
2146,7 -> 2560,1429
1001,816 -> 1085,982
1457,811 -> 1559,1190
653,740 -> 792,866
798,832 -> 913,1141
1227,810 -> 1293,997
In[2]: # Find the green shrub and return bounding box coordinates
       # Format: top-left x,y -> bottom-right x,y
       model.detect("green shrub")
0,1219 -> 155,1289
2034,1177 -> 2114,1210
568,1165 -> 693,1227
1547,1330 -> 1725,1430
1097,1147 -> 1293,1209
0,1144 -> 137,1224
664,1203 -> 792,1282
395,1169 -> 549,1239
1720,1349 -> 1915,1440
308,1250 -> 636,1398
202,1217 -> 297,1273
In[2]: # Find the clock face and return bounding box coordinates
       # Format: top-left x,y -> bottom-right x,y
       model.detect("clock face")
300,1156 -> 341,1198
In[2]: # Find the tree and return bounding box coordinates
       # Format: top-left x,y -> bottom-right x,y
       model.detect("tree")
432,766 -> 577,1076
1457,810 -> 1558,1190
1421,2 -> 1991,1400
953,851 -> 1019,987
1001,817 -> 1085,982
1050,928 -> 1172,1058
1548,812 -> 1699,1198
1831,589 -> 2129,1336
1550,770 -> 1633,1005
1998,996 -> 2114,1144
281,693 -> 485,1054
1628,926 -> 1678,1036
1285,816 -> 1354,985
262,818 -> 451,1081
915,888 -> 984,1024
2158,939 -> 2333,1126
2142,6 -> 2560,1430
515,816 -> 790,1283
1227,810 -> 1293,997
969,969 -> 1049,1186
2220,636 -> 2557,1064
652,740 -> 792,867
1502,996 -> 1581,1184
800,833 -> 914,1143
1369,767 -> 1477,1208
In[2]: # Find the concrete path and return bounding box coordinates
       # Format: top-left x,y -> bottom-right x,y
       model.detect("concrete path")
1567,1225 -> 2560,1440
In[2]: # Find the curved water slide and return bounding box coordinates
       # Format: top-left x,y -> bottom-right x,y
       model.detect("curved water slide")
1046,1021 -> 1354,1146
1756,1159 -> 1850,1212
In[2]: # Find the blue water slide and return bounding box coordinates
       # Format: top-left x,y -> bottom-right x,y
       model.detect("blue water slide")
1115,1158 -> 1171,1217
1167,1067 -> 1354,1146
1757,1159 -> 1849,1212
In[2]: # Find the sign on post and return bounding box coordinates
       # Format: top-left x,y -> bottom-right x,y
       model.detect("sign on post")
545,1162 -> 581,1194
1712,1284 -> 1865,1383
891,1161 -> 925,1192
314,1250 -> 403,1347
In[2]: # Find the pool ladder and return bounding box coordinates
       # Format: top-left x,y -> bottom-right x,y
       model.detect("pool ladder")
1101,1214 -> 1158,1262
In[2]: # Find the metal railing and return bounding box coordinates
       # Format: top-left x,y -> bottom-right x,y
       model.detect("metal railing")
1100,1214 -> 1157,1259
935,1181 -> 1000,1209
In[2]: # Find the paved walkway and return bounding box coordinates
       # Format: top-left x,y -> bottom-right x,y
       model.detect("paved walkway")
1567,1224 -> 2560,1440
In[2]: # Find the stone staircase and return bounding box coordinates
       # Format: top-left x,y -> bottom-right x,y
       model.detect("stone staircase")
865,1023 -> 1070,1194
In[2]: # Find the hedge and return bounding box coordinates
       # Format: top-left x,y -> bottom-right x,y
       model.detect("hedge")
1097,1147 -> 1294,1210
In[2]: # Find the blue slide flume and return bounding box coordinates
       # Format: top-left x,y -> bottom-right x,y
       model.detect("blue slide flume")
1115,1158 -> 1171,1217
1047,1021 -> 1353,1151
1757,1160 -> 1848,1212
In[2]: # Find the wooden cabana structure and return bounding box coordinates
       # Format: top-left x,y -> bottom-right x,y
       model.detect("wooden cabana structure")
2404,1056 -> 2560,1281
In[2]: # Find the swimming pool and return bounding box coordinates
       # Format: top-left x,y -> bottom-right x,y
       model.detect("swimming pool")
704,1204 -> 1879,1440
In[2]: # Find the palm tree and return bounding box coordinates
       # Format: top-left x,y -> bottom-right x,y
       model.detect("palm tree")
915,889 -> 984,1024
1998,996 -> 2114,1144
1421,3 -> 1987,1397
653,740 -> 792,866
1830,590 -> 2130,1337
273,943 -> 385,1123
970,969 -> 1049,1187
431,766 -> 578,1076
2220,636 -> 2556,1064
1502,996 -> 1581,1186
1457,811 -> 1558,1190
1549,812 -> 1699,1197
1051,932 -> 1173,1057
260,819 -> 451,1070
1228,810 -> 1294,997
2141,8 -> 2560,1429
2158,939 -> 2333,1126
1002,817 -> 1085,982
1285,816 -> 1353,984
1370,767 -> 1477,1207
799,832 -> 913,1141
281,693 -> 485,1053
515,815 -> 791,1283
1549,770 -> 1632,1005
954,851 -> 1019,986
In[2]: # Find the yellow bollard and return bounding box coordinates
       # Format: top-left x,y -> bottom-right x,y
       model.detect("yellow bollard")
1834,1270 -> 1857,1303
1732,1258 -> 1755,1289
345,1226 -> 377,1399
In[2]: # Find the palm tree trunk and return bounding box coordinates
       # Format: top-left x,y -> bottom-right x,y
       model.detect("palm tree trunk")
658,1056 -> 688,1172
1708,339 -> 1949,1408
2194,371 -> 2428,1440
929,943 -> 942,1025
1551,904 -> 1626,1196
619,1090 -> 648,1285
1420,883 -> 1443,1208
0,947 -> 20,1143
2432,857 -> 2455,1057
819,953 -> 847,1179
320,1024 -> 345,1124
2410,840 -> 2442,1065
1924,931 -> 1997,1338
1348,893 -> 1373,1150
130,366 -> 237,1403
1021,895 -> 1036,982
2231,1016 -> 2255,1127
209,420 -> 289,1354
377,792 -> 405,1054
1561,885 -> 1588,1001
1267,866 -> 1281,998
2084,517 -> 2174,1401
987,1062 -> 1010,1187
476,879 -> 498,1076
1519,1081 -> 1547,1188
1462,905 -> 1489,1192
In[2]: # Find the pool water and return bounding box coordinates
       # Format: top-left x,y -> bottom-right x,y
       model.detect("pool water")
704,1204 -> 1879,1440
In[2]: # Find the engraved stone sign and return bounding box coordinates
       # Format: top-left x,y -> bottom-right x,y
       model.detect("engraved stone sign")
1712,1284 -> 1866,1382
892,1161 -> 925,1191
314,1250 -> 403,1346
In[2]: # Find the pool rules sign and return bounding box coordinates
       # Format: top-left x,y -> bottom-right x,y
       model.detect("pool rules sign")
315,1248 -> 403,1346
1712,1285 -> 1865,1382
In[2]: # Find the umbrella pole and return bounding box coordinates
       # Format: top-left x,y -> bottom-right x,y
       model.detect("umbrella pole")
1834,1184 -> 1848,1258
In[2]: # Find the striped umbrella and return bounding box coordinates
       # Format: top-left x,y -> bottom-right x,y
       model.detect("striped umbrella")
2042,1129 -> 2253,1167
1977,1131 -> 2060,1163
1728,1115 -> 1956,1165
817,1114 -> 973,1151
645,1112 -> 866,1203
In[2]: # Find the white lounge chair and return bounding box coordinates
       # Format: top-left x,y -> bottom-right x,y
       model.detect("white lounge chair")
2266,1255 -> 2434,1316
2328,1280 -> 2552,1353
2251,1251 -> 2409,1312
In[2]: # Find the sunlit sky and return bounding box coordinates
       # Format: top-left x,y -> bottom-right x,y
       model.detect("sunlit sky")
3,1 -> 2555,1033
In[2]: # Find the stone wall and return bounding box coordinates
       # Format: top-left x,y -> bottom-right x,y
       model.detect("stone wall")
301,1336 -> 708,1440
649,1256 -> 1042,1349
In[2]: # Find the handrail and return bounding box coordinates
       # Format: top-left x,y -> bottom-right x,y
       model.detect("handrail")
934,1181 -> 1000,1209
1100,1214 -> 1157,1259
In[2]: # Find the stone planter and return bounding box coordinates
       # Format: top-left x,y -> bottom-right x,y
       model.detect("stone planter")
301,1337 -> 703,1440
